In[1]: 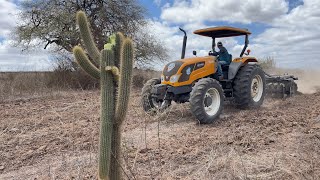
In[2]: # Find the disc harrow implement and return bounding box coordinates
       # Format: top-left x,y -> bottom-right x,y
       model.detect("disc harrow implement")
265,73 -> 298,98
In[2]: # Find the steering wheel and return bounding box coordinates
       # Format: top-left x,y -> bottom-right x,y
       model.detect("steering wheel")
208,51 -> 218,57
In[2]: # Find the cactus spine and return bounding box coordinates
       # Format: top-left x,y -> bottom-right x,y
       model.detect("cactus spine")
73,11 -> 133,180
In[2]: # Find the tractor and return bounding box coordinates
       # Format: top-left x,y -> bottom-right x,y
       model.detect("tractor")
141,26 -> 297,124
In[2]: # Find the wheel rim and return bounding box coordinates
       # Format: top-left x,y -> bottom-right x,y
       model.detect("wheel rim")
203,88 -> 220,116
151,98 -> 168,109
152,98 -> 161,109
251,75 -> 264,102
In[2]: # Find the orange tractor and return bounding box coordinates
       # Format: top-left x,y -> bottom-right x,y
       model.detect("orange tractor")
142,26 -> 297,124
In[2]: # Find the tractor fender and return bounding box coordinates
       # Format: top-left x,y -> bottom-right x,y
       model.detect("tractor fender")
228,62 -> 243,80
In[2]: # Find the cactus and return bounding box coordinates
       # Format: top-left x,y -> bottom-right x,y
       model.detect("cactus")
110,39 -> 134,179
73,11 -> 133,180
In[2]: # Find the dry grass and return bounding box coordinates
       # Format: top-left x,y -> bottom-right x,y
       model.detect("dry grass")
258,57 -> 276,72
0,68 -> 158,102
1,67 -> 320,179
0,71 -> 97,102
0,72 -> 56,102
1,88 -> 320,179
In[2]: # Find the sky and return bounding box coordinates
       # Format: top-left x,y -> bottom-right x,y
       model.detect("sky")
0,0 -> 320,71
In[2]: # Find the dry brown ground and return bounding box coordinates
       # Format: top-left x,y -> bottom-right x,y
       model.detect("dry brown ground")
1,89 -> 320,179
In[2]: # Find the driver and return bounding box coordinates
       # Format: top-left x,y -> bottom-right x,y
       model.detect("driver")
212,42 -> 230,80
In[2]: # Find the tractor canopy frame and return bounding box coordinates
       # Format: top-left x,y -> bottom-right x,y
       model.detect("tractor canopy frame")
194,26 -> 251,57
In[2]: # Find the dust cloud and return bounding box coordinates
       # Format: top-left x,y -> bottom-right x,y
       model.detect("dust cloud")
266,68 -> 320,94
296,70 -> 320,94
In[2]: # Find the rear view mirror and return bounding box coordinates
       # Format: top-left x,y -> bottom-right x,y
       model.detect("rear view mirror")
193,50 -> 197,56
245,49 -> 251,56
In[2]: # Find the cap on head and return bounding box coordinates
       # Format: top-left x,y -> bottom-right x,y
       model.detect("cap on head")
217,42 -> 223,46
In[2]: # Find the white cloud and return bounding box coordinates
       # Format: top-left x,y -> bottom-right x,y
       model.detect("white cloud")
0,0 -> 52,71
161,0 -> 288,24
150,0 -> 320,69
154,0 -> 162,7
250,0 -> 320,67
0,40 -> 53,71
0,0 -> 19,38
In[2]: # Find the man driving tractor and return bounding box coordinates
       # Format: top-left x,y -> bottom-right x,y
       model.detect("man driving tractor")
142,26 -> 298,124
212,41 -> 231,79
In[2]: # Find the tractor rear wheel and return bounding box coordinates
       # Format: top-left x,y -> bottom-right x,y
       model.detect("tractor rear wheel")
190,78 -> 224,124
141,78 -> 170,112
233,64 -> 266,108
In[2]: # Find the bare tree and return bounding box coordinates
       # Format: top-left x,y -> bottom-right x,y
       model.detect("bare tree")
14,0 -> 167,67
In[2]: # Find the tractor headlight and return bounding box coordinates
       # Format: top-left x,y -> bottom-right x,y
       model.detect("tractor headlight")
161,75 -> 164,82
170,74 -> 180,83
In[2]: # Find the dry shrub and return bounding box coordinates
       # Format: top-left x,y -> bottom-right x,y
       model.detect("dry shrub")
0,72 -> 53,101
258,57 -> 276,72
132,68 -> 160,88
48,70 -> 98,90
0,67 -> 158,102
0,70 -> 98,102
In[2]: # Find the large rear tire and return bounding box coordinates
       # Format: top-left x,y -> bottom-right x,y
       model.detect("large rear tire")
190,78 -> 224,124
233,64 -> 266,108
141,78 -> 170,112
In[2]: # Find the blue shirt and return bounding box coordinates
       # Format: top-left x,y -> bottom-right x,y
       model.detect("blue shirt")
212,47 -> 231,64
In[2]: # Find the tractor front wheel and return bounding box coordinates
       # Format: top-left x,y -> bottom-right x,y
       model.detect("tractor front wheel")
141,78 -> 170,112
190,78 -> 224,124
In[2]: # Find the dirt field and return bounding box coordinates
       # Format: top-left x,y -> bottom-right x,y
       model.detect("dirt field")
1,87 -> 320,179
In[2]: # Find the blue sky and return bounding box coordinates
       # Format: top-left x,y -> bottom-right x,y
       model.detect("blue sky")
1,0 -> 320,71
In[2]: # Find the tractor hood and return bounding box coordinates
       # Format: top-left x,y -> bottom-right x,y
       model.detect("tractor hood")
178,56 -> 215,64
161,56 -> 216,86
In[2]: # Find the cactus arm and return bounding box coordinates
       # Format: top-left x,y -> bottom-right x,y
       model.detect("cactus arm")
73,46 -> 100,79
76,11 -> 101,64
110,38 -> 134,180
114,32 -> 125,67
115,38 -> 134,123
105,66 -> 120,83
98,49 -> 115,180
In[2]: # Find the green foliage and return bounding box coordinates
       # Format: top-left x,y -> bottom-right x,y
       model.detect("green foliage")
72,11 -> 133,180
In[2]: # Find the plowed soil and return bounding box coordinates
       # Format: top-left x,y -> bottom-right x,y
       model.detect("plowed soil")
1,89 -> 320,179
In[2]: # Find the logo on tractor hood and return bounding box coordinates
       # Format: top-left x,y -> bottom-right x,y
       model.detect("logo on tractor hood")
167,63 -> 175,72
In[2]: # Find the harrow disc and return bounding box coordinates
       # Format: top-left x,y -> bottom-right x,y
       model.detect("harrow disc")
266,82 -> 298,98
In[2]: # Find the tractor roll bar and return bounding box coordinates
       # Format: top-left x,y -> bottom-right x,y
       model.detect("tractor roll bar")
240,35 -> 249,57
212,37 -> 215,52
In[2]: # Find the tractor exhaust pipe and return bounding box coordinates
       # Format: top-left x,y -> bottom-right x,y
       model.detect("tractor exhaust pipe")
179,28 -> 187,59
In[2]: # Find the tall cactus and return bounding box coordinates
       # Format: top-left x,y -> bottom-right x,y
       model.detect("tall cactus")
73,11 -> 133,180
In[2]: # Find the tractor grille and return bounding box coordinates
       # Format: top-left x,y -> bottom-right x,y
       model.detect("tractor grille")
163,61 -> 183,81
179,64 -> 195,82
